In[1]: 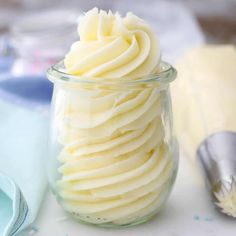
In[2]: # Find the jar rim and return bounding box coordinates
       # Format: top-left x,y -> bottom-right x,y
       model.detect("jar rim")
47,61 -> 177,86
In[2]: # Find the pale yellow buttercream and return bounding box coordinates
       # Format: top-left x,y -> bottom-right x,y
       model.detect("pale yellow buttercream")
64,8 -> 160,79
54,8 -> 174,225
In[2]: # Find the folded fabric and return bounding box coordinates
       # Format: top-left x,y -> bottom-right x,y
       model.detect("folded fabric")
0,75 -> 52,111
0,99 -> 48,235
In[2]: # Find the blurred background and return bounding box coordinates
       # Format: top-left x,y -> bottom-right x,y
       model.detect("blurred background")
1,0 -> 235,42
0,0 -> 235,110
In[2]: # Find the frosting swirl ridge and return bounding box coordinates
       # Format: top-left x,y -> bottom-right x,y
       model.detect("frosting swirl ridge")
64,8 -> 160,79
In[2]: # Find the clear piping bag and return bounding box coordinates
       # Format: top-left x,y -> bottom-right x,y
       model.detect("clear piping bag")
171,45 -> 236,217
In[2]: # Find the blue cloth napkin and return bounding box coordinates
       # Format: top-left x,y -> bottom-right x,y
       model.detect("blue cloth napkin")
0,96 -> 48,235
0,75 -> 53,111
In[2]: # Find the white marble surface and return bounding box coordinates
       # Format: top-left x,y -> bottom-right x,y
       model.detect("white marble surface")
21,151 -> 236,236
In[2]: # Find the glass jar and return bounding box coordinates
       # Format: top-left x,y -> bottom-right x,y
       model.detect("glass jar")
7,9 -> 80,76
47,61 -> 178,227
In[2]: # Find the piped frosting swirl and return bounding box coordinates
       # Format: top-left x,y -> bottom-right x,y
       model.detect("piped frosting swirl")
54,8 -> 174,225
64,8 -> 160,79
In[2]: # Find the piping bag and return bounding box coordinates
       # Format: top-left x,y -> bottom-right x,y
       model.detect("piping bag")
171,45 -> 236,217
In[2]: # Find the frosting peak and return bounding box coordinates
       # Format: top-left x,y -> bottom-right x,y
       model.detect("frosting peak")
64,8 -> 160,79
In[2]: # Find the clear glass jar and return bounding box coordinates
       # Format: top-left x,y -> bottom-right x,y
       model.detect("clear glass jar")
7,9 -> 80,76
47,61 -> 178,227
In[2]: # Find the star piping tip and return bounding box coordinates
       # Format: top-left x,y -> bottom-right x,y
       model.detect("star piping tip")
213,176 -> 236,218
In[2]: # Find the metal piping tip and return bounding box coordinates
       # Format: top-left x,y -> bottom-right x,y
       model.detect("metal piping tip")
213,176 -> 236,217
197,132 -> 236,218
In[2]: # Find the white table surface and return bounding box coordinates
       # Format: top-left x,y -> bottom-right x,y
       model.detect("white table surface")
22,150 -> 235,236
